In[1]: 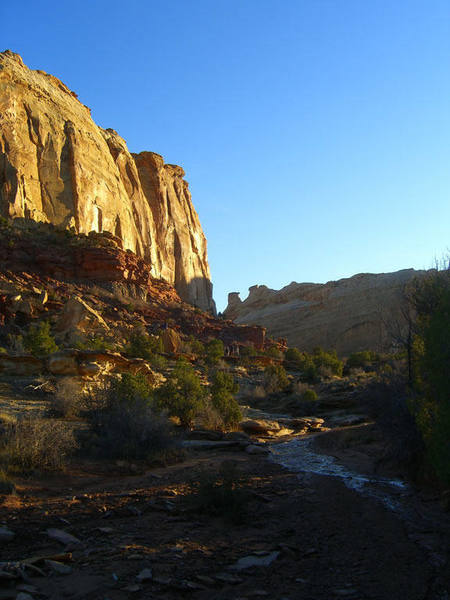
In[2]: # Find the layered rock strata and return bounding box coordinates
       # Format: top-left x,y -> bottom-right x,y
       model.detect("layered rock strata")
0,50 -> 214,312
0,222 -> 266,350
224,270 -> 428,355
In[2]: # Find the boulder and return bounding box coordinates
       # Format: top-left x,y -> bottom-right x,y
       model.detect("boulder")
240,419 -> 281,435
55,296 -> 109,335
161,328 -> 181,353
48,351 -> 79,375
0,355 -> 44,376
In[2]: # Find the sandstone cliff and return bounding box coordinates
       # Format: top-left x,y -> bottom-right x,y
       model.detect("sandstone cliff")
224,270 -> 428,355
0,50 -> 214,312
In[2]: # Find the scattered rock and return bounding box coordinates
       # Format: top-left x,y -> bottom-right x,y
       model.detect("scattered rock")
0,526 -> 15,543
230,551 -> 280,570
45,559 -> 72,575
214,572 -> 243,584
136,568 -> 153,582
46,528 -> 81,546
245,444 -> 270,455
181,440 -> 241,450
240,419 -> 281,435
122,584 -> 142,592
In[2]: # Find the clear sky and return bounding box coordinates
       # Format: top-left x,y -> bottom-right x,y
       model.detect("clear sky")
2,0 -> 449,310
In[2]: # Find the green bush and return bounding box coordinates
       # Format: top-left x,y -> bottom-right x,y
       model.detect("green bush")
24,321 -> 58,357
84,373 -> 173,461
409,266 -> 450,483
300,389 -> 318,402
186,335 -> 205,356
125,330 -> 166,369
264,364 -> 289,393
126,330 -> 163,359
156,359 -> 206,427
346,350 -> 380,371
311,347 -> 343,377
75,335 -> 117,353
265,346 -> 283,359
210,371 -> 242,429
205,339 -> 224,365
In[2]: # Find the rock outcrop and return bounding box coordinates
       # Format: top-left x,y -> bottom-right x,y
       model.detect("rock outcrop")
0,50 -> 214,312
0,221 -> 266,352
224,270 -> 429,355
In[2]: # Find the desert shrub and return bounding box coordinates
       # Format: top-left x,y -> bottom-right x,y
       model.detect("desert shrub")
285,347 -> 303,364
285,347 -> 343,380
408,266 -> 450,483
51,378 -> 84,419
210,371 -> 242,429
156,359 -> 206,428
6,334 -> 26,356
311,347 -> 343,377
264,364 -> 289,393
198,402 -> 225,430
189,461 -> 250,524
362,379 -> 425,479
0,470 -> 15,494
126,330 -> 163,359
300,389 -> 318,402
205,339 -> 224,365
23,321 -> 58,357
346,350 -> 375,370
238,344 -> 257,365
125,330 -> 166,369
265,346 -> 283,359
184,335 -> 205,356
84,373 -> 173,460
1,417 -> 77,472
252,385 -> 266,399
75,335 -> 117,353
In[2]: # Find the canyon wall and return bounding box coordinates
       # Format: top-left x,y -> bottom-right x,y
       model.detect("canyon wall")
0,50 -> 214,312
224,269 -> 428,355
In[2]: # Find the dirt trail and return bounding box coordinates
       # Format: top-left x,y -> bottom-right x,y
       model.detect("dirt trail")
1,436 -> 449,600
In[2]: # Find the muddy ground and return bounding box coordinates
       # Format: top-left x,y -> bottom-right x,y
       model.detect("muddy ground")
1,426 -> 449,600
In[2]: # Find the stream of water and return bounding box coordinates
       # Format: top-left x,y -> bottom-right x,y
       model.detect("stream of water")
269,436 -> 409,513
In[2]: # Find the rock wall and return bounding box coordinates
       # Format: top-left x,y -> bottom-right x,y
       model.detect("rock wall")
224,270 -> 428,355
0,50 -> 214,312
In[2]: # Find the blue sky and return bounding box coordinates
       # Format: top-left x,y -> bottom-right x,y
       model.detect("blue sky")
2,0 -> 449,310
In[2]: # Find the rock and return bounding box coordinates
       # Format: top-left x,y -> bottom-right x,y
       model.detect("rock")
16,594 -> 34,600
46,528 -> 81,546
224,270 -> 430,354
161,328 -> 181,353
44,559 -> 72,575
122,584 -> 142,592
240,419 -> 281,435
245,444 -> 270,455
230,551 -> 280,570
0,355 -> 44,376
269,428 -> 295,437
136,568 -> 153,582
0,526 -> 15,543
181,440 -> 241,450
187,430 -> 224,441
47,351 -> 79,376
55,296 -> 109,336
0,51 -> 214,312
289,417 -> 324,430
214,572 -> 243,584
223,431 -> 251,442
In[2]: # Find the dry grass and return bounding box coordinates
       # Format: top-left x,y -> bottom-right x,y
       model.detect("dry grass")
1,416 -> 78,472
